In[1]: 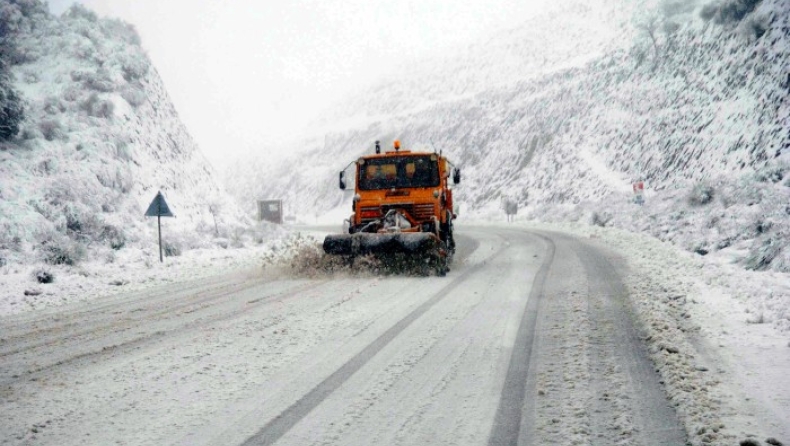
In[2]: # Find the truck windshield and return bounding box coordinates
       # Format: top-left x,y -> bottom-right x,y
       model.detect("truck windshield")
358,155 -> 440,190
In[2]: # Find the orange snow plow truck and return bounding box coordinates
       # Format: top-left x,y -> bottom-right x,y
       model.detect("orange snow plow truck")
323,140 -> 461,276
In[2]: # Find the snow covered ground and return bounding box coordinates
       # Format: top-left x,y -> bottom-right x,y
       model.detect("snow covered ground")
0,227 -> 296,316
1,221 -> 788,445
498,219 -> 790,445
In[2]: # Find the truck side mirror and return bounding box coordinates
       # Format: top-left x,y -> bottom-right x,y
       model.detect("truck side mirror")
339,171 -> 346,190
453,168 -> 461,185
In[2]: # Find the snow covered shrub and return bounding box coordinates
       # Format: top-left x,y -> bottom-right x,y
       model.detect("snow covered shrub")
40,234 -> 85,266
80,92 -> 114,118
102,18 -> 141,46
162,240 -> 182,257
35,158 -> 56,175
702,0 -> 763,25
753,163 -> 785,183
100,224 -> 125,250
120,85 -> 146,107
62,85 -> 80,102
745,310 -> 765,324
744,237 -> 782,270
661,0 -> 696,18
687,182 -> 715,206
589,211 -> 612,227
64,3 -> 98,23
0,223 -> 22,252
95,165 -> 133,193
0,75 -> 24,141
62,203 -> 107,243
21,68 -> 37,83
38,118 -> 64,141
73,69 -> 115,93
32,267 -> 54,284
700,3 -> 719,21
113,139 -> 133,161
114,50 -> 149,82
739,12 -> 769,40
43,96 -> 66,115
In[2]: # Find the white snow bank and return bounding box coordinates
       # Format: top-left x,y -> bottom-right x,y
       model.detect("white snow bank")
491,219 -> 790,445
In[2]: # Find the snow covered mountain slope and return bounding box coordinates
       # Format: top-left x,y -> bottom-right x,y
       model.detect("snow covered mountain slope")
0,1 -> 250,270
318,0 -> 645,128
228,0 -> 790,271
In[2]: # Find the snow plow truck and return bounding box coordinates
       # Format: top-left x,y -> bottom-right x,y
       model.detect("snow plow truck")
323,140 -> 461,276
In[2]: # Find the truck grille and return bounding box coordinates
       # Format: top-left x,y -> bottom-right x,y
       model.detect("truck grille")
382,203 -> 435,222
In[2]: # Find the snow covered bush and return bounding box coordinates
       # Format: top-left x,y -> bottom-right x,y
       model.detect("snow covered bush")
162,240 -> 182,257
63,3 -> 97,23
100,224 -> 125,250
0,3 -> 24,142
114,50 -> 149,82
589,210 -> 612,227
101,18 -> 141,47
95,164 -> 133,193
0,76 -> 23,140
80,92 -> 114,118
739,11 -> 769,40
43,96 -> 66,114
64,203 -> 103,241
0,224 -> 22,252
699,3 -> 719,21
120,84 -> 146,107
72,69 -> 115,92
112,139 -> 133,162
753,163 -> 786,184
39,233 -> 85,266
38,117 -> 64,141
700,0 -> 763,25
31,266 -> 53,283
687,182 -> 715,206
745,237 -> 782,270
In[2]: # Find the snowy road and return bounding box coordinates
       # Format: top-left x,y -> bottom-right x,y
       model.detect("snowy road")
0,226 -> 687,446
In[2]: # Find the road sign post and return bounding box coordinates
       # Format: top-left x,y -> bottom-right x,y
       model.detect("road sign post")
144,191 -> 174,262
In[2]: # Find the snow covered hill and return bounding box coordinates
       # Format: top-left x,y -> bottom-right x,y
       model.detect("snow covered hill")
0,1 -> 253,272
227,0 -> 790,272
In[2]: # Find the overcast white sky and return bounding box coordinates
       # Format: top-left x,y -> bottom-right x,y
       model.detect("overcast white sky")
47,0 -> 549,168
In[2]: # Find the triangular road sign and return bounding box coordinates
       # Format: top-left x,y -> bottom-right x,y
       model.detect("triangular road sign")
145,191 -> 174,217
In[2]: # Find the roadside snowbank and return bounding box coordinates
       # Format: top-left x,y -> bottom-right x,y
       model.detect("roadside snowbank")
0,227 -> 313,317
497,220 -> 790,446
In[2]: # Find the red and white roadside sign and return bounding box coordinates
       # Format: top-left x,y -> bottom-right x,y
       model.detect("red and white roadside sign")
633,181 -> 645,204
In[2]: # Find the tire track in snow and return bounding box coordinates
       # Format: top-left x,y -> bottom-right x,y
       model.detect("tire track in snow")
0,275 -> 267,356
0,280 -> 327,386
240,242 -> 509,446
0,272 -> 255,345
571,237 -> 686,445
486,232 -> 555,446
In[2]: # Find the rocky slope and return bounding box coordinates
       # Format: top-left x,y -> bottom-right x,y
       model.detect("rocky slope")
0,1 -> 251,270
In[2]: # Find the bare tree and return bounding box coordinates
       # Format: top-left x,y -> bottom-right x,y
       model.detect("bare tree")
637,15 -> 661,63
208,201 -> 222,236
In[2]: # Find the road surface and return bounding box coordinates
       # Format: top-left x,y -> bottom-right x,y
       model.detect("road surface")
0,226 -> 686,446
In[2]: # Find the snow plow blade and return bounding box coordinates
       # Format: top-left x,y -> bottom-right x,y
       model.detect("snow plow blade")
323,233 -> 439,256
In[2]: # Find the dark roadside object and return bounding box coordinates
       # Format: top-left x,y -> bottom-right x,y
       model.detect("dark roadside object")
144,191 -> 174,263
